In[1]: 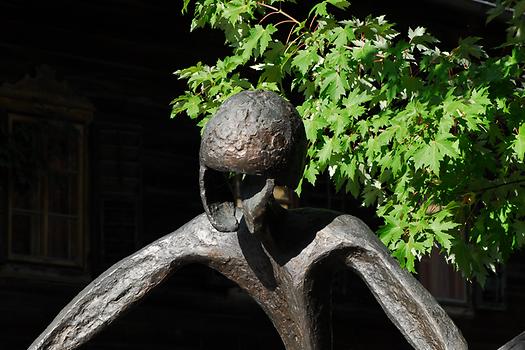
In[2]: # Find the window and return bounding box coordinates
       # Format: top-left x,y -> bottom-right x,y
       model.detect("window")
419,248 -> 469,305
474,266 -> 506,310
0,143 -> 6,251
419,248 -> 507,312
6,114 -> 85,266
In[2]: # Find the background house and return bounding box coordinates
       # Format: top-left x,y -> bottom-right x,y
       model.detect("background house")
0,1 -> 523,349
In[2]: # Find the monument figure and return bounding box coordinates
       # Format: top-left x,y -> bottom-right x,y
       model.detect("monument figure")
29,90 -> 472,350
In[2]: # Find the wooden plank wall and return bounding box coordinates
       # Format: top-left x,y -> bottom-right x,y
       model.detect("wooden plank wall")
0,1 -> 523,349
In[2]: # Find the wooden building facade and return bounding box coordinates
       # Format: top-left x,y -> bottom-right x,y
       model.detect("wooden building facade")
0,0 -> 524,349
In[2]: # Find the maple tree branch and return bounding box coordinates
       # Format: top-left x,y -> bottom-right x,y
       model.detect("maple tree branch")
473,178 -> 525,194
286,23 -> 297,44
259,11 -> 280,24
257,2 -> 300,25
276,19 -> 296,27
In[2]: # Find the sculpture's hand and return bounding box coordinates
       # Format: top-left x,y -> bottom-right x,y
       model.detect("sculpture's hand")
28,215 -> 214,350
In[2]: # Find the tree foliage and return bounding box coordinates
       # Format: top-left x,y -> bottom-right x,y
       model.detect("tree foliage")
172,0 -> 525,283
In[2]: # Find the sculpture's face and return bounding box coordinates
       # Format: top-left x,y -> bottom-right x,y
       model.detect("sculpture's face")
199,90 -> 307,233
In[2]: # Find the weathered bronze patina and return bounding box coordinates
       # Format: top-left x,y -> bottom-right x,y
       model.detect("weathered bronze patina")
29,90 -> 523,350
200,90 -> 306,185
199,90 -> 306,233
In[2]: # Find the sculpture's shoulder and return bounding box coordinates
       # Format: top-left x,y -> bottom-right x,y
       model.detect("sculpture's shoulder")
153,212 -> 215,247
182,213 -> 218,232
327,213 -> 377,244
330,213 -> 373,233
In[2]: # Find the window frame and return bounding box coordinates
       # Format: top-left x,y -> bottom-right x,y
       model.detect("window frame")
418,248 -> 470,306
418,248 -> 507,315
6,113 -> 87,268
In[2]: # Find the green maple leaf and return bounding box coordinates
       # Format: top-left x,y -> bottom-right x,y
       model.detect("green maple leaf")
362,181 -> 382,206
413,142 -> 443,174
304,114 -> 328,142
293,48 -> 320,75
375,125 -> 398,148
405,238 -> 427,272
378,222 -> 404,247
329,26 -> 355,46
392,241 -> 407,268
390,151 -> 403,175
352,41 -> 376,62
486,4 -> 506,23
185,95 -> 202,119
513,124 -> 525,161
408,26 -> 438,49
438,114 -> 455,134
408,26 -> 426,41
319,69 -> 348,100
435,136 -> 459,159
310,0 -> 350,17
310,2 -> 328,17
344,89 -> 373,107
393,238 -> 425,273
430,219 -> 457,251
413,136 -> 458,175
442,93 -> 464,117
513,220 -> 525,247
304,163 -> 319,185
318,136 -> 335,164
241,24 -> 277,61
223,0 -> 250,24
455,36 -> 484,59
258,25 -> 276,55
330,110 -> 350,136
327,0 -> 350,10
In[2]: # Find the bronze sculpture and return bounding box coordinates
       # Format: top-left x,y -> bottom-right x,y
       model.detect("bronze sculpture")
29,90 -> 476,350
199,90 -> 307,234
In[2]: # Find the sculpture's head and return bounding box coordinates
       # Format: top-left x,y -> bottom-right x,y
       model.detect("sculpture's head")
199,90 -> 307,233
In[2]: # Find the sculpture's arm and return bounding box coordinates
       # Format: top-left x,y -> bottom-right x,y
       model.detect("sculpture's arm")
498,331 -> 525,350
333,215 -> 468,350
28,215 -> 215,350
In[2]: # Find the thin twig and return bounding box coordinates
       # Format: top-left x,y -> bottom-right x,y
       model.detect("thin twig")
257,2 -> 300,25
276,19 -> 296,27
309,14 -> 317,31
286,23 -> 297,44
284,32 -> 306,55
473,178 -> 525,194
259,11 -> 279,24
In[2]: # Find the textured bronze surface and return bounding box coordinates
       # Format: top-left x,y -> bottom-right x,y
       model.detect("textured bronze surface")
200,90 -> 306,187
498,331 -> 525,350
28,211 -> 468,350
199,90 -> 306,233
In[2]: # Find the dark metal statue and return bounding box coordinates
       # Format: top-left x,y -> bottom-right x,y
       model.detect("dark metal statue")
30,90 -> 516,350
